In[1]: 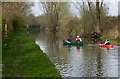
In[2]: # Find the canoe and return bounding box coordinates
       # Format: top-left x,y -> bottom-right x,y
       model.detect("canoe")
99,44 -> 114,48
63,41 -> 84,46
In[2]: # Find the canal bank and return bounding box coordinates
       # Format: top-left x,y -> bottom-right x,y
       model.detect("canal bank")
2,29 -> 61,77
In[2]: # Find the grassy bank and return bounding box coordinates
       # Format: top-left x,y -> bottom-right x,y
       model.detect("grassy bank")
2,29 -> 61,78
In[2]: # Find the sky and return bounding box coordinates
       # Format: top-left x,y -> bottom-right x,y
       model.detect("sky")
31,2 -> 119,16
108,2 -> 118,16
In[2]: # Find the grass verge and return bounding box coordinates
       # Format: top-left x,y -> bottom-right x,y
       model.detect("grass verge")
2,29 -> 61,78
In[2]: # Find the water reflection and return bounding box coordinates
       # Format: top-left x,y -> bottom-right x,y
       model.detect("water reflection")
31,32 -> 118,77
46,33 -> 60,58
96,49 -> 103,77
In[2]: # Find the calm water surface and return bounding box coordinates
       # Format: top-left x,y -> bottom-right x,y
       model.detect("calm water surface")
31,32 -> 119,77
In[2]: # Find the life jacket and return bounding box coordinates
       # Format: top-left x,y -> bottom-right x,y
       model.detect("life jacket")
104,41 -> 110,45
76,38 -> 81,42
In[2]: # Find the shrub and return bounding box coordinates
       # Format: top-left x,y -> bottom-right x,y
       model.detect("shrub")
12,15 -> 25,32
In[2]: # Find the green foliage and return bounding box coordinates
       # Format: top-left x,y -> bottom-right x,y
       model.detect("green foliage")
12,15 -> 25,32
2,29 -> 61,77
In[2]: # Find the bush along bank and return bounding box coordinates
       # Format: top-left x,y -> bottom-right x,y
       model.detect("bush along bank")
2,29 -> 62,78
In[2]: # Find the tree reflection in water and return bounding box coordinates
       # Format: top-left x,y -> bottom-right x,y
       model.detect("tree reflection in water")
46,32 -> 60,59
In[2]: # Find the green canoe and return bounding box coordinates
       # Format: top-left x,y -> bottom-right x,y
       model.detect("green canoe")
63,41 -> 84,46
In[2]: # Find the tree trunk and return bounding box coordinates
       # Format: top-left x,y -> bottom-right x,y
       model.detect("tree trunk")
96,1 -> 101,33
88,2 -> 96,31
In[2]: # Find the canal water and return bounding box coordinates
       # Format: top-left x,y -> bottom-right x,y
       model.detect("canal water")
31,32 -> 119,77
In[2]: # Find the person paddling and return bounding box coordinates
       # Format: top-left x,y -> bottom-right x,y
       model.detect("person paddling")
67,36 -> 72,42
76,35 -> 82,42
104,39 -> 110,45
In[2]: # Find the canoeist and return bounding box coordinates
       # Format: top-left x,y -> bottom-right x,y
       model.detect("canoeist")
76,35 -> 82,42
104,39 -> 110,45
67,37 -> 72,42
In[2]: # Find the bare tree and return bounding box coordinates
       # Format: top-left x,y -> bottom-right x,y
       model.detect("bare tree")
88,0 -> 104,34
40,2 -> 69,33
73,2 -> 89,34
40,2 -> 59,33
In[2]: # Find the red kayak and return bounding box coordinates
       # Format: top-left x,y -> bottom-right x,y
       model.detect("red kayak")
99,44 -> 114,48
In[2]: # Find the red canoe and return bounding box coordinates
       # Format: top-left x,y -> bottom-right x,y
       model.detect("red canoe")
99,44 -> 114,48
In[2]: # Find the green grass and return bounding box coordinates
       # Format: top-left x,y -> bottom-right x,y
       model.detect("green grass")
2,29 -> 61,77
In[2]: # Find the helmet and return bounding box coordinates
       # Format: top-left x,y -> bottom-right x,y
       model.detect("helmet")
77,35 -> 79,38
